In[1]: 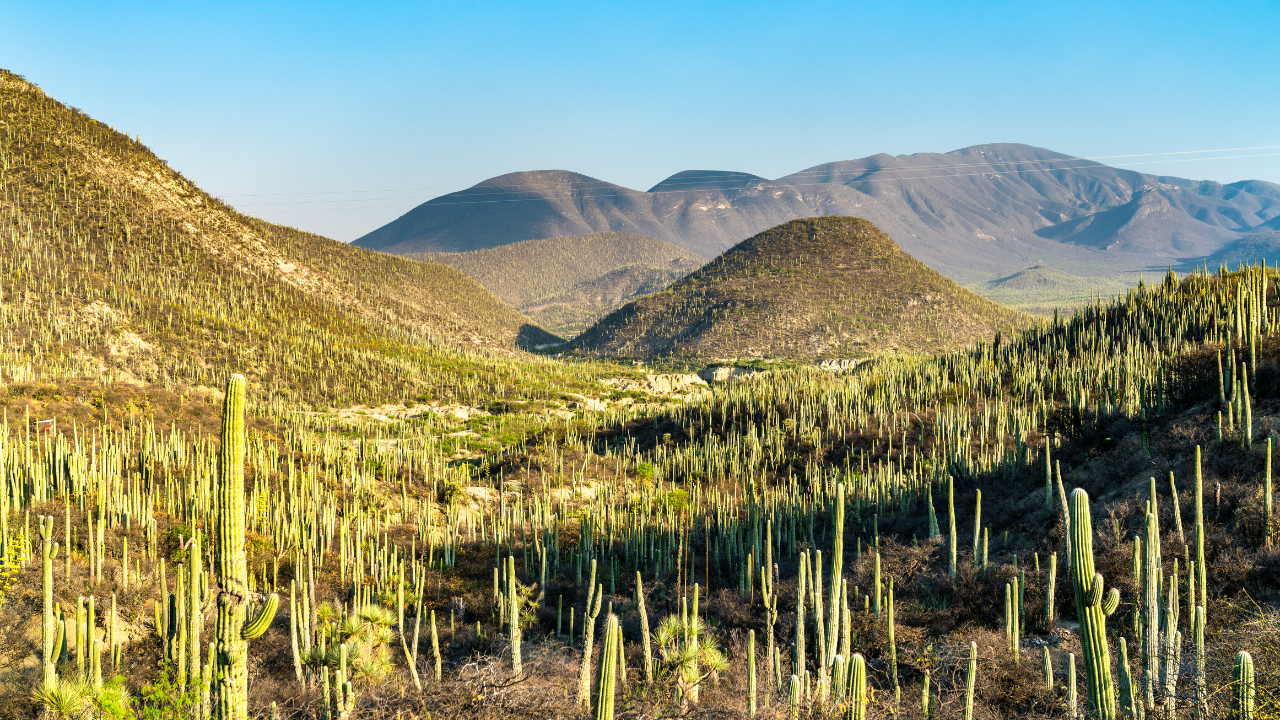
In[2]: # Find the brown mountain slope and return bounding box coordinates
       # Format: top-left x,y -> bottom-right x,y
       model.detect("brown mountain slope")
353,145 -> 1280,281
0,69 -> 562,406
571,217 -> 1026,361
412,233 -> 702,336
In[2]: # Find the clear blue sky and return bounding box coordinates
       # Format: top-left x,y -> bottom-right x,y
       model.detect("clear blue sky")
5,0 -> 1279,241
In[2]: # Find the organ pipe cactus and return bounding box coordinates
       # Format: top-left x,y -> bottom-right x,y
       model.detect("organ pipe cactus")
787,674 -> 800,720
1233,651 -> 1254,720
213,375 -> 279,720
594,614 -> 619,720
964,642 -> 977,720
637,572 -> 652,685
1069,488 -> 1118,720
39,515 -> 58,689
508,555 -> 521,677
848,653 -> 867,720
576,560 -> 604,709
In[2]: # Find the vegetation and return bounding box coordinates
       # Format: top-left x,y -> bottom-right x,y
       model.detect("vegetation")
0,68 -> 1277,720
571,216 -> 1028,361
969,265 -> 1134,316
413,233 -> 703,337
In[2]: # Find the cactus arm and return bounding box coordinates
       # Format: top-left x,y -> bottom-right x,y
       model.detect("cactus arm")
1069,488 -> 1117,720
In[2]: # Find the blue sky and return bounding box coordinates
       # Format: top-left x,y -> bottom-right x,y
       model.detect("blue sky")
4,0 -> 1279,241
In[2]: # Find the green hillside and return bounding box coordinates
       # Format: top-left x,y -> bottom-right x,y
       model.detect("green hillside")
572,216 -> 1027,360
0,69 -> 575,407
413,232 -> 702,336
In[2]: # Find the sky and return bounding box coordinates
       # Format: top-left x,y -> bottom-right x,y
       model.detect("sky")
4,0 -> 1279,242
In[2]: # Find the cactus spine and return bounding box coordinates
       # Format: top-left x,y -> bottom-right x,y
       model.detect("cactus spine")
1068,488 -> 1117,720
594,613 -> 619,720
213,375 -> 278,720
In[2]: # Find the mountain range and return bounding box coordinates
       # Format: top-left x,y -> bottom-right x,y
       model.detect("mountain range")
353,144 -> 1280,283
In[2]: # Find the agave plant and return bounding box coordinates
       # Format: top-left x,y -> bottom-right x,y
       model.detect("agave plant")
32,678 -> 92,720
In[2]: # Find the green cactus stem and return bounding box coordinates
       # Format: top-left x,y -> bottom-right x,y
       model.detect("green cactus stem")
1233,651 -> 1254,720
1069,488 -> 1117,720
594,613 -> 619,720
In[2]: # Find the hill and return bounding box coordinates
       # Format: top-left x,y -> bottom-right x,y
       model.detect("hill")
352,144 -> 1280,281
571,216 -> 1026,360
970,264 -> 1134,315
411,233 -> 702,335
0,69 -> 563,407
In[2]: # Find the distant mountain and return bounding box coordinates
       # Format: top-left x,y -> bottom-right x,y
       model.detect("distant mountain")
570,217 -> 1025,361
353,144 -> 1280,281
0,68 -> 559,406
1190,230 -> 1280,271
971,264 -> 1130,315
413,233 -> 702,336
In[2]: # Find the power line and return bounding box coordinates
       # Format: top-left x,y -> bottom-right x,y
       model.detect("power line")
243,150 -> 1280,213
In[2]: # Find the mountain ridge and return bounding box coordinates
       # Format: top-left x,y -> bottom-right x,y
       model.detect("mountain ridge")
353,144 -> 1280,281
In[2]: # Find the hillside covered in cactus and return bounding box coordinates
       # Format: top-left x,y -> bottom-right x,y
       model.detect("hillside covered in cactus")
571,216 -> 1027,360
0,69 -> 572,408
0,67 -> 1277,720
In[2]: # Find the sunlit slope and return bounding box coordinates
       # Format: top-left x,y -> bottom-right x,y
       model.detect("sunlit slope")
572,216 -> 1027,360
0,69 -> 566,406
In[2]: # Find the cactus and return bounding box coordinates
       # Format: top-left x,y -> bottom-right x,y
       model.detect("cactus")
1118,637 -> 1137,720
576,560 -> 604,709
1266,436 -> 1274,549
948,477 -> 957,579
826,484 -> 844,667
1068,488 -> 1117,720
636,572 -> 652,685
1044,646 -> 1053,691
795,556 -> 806,678
212,375 -> 279,720
964,642 -> 977,720
594,614 -> 619,720
1233,651 -> 1254,720
1046,552 -> 1057,631
973,490 -> 982,567
849,653 -> 867,720
508,555 -> 521,677
38,515 -> 58,689
1068,652 -> 1078,720
1194,606 -> 1206,720
748,630 -> 757,716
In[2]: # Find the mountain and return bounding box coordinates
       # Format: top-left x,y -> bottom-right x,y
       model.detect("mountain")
570,216 -> 1025,361
0,69 -> 563,407
352,145 -> 1280,282
1189,230 -> 1280,271
411,233 -> 702,335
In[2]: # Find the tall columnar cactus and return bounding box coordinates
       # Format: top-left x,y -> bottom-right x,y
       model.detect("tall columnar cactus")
636,572 -> 652,685
795,556 -> 806,678
1142,511 -> 1159,712
848,653 -> 867,720
1233,651 -> 1254,720
213,375 -> 279,720
1044,646 -> 1054,691
1068,488 -> 1118,720
972,490 -> 982,567
1046,552 -> 1057,631
576,560 -> 604,709
1118,637 -> 1137,720
747,630 -> 757,716
508,555 -> 521,677
964,642 -> 977,720
1193,606 -> 1207,720
594,614 -> 619,720
948,477 -> 957,579
826,484 -> 844,668
1068,653 -> 1078,720
38,515 -> 59,689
